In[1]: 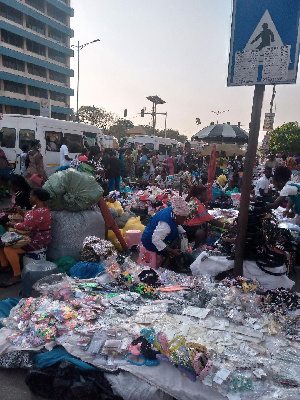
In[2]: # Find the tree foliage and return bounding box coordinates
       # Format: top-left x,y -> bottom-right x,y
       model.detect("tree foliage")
268,122 -> 300,156
75,105 -> 187,144
109,119 -> 134,140
76,106 -> 117,132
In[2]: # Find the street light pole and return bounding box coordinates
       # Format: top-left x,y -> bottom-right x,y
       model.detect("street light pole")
71,39 -> 101,122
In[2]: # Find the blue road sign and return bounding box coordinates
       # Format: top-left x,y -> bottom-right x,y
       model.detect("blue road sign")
228,0 -> 300,86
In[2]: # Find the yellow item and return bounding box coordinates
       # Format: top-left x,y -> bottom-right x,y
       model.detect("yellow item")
217,174 -> 227,186
106,200 -> 124,217
122,217 -> 145,236
107,230 -> 123,251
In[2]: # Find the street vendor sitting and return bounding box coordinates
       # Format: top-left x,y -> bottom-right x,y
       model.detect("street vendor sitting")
267,166 -> 300,217
141,196 -> 190,258
183,184 -> 233,248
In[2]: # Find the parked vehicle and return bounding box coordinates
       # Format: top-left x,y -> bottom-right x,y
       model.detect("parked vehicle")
0,114 -> 103,175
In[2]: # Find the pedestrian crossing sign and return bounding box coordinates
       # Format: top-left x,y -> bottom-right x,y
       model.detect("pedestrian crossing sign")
228,0 -> 300,86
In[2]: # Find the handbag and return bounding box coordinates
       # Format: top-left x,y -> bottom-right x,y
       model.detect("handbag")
7,228 -> 31,248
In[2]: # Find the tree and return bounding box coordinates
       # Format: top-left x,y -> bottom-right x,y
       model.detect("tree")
76,106 -> 117,132
268,122 -> 300,156
109,119 -> 134,140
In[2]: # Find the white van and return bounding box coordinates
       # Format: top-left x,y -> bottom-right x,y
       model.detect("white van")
126,135 -> 180,159
0,114 -> 103,176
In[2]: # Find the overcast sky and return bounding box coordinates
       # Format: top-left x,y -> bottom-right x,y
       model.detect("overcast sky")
70,0 -> 300,140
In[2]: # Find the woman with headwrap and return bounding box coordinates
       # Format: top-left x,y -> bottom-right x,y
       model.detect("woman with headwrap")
184,185 -> 233,248
141,196 -> 190,260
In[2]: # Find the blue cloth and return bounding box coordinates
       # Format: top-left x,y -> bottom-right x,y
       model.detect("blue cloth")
139,154 -> 148,167
33,347 -> 96,370
212,186 -> 223,200
108,176 -> 120,192
56,165 -> 70,172
0,298 -> 20,328
288,183 -> 300,214
142,207 -> 178,252
69,262 -> 105,279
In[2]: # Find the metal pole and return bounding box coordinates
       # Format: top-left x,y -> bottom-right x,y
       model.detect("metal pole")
233,84 -> 265,276
76,41 -> 80,122
164,112 -> 167,138
153,102 -> 156,137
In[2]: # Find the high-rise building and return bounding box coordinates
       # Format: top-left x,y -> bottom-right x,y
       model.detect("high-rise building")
0,0 -> 74,120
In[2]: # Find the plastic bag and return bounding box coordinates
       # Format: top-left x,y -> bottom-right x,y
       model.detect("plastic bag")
43,169 -> 103,212
106,200 -> 124,217
122,217 -> 145,236
107,230 -> 123,251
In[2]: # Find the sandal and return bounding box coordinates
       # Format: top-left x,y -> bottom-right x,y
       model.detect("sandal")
0,276 -> 21,287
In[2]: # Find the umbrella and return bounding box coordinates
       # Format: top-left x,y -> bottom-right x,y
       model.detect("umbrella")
192,124 -> 248,144
201,143 -> 246,156
207,144 -> 216,202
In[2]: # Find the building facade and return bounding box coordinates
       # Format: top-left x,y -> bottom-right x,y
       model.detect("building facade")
0,0 -> 74,120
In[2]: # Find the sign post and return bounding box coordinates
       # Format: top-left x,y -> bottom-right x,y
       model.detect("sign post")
228,0 -> 300,275
40,99 -> 51,118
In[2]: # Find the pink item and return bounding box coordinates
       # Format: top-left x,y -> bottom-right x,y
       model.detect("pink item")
125,230 -> 142,249
138,245 -> 158,269
193,353 -> 213,381
128,343 -> 141,355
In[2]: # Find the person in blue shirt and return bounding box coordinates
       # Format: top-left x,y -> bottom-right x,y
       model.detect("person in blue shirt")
141,196 -> 190,258
138,150 -> 148,177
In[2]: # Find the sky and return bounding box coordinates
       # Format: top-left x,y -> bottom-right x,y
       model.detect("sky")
69,0 -> 300,140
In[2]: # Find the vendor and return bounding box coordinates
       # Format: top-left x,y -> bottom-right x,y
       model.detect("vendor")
155,169 -> 168,188
0,188 -> 52,287
141,196 -> 190,258
184,184 -> 233,248
267,166 -> 299,216
142,164 -> 154,182
255,167 -> 272,201
0,175 -> 31,226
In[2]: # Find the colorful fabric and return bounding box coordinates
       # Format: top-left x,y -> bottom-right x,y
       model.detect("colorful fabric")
185,197 -> 214,226
14,206 -> 51,251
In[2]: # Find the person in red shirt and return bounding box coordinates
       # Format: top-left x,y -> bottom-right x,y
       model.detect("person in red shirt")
183,184 -> 232,248
0,188 -> 51,286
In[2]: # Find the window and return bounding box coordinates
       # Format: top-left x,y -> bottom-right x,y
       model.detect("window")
51,112 -> 67,120
2,55 -> 25,72
145,143 -> 154,150
0,3 -> 23,25
27,63 -> 47,78
29,108 -> 40,116
47,4 -> 67,24
48,27 -> 67,45
19,129 -> 35,149
64,133 -> 83,153
50,91 -> 66,103
26,39 -> 45,56
1,29 -> 23,48
49,70 -> 66,84
83,132 -> 97,147
0,127 -> 16,148
4,80 -> 26,94
25,0 -> 44,13
28,85 -> 47,98
26,16 -> 45,35
48,48 -> 66,64
45,131 -> 62,151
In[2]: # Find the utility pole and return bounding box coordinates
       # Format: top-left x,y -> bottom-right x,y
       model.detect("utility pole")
140,96 -> 167,137
71,39 -> 101,122
269,85 -> 276,114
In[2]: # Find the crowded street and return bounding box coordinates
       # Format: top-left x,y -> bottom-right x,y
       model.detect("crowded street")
0,1 -> 299,400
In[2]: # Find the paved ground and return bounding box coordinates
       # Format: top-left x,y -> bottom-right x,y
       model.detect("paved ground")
0,196 -> 299,399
